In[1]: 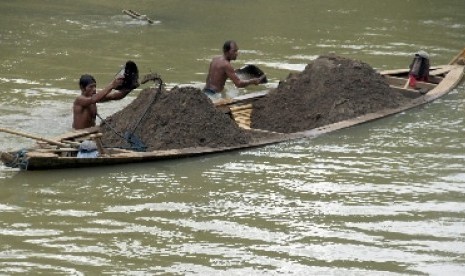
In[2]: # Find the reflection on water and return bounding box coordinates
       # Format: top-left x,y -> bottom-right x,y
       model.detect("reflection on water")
1,123 -> 465,274
1,0 -> 465,274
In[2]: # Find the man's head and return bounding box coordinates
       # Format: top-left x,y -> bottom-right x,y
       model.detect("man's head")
79,74 -> 97,95
223,40 -> 238,61
79,74 -> 96,89
415,50 -> 429,59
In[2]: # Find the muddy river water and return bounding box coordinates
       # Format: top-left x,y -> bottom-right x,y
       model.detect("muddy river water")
1,0 -> 464,274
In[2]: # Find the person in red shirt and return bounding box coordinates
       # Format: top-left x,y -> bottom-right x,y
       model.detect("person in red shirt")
408,50 -> 430,89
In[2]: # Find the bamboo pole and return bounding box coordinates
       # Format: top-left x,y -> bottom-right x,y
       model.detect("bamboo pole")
0,127 -> 70,148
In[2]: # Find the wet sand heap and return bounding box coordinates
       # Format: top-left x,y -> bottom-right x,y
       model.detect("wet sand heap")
100,86 -> 251,151
251,54 -> 410,133
101,54 -> 412,151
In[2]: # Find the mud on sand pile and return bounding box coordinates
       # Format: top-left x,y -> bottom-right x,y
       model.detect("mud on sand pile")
251,54 -> 411,133
100,86 -> 252,151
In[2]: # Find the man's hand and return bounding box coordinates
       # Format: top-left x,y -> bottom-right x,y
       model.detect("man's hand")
111,77 -> 125,89
252,75 -> 266,85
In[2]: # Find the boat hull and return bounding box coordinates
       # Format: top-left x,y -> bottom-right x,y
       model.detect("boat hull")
1,63 -> 464,170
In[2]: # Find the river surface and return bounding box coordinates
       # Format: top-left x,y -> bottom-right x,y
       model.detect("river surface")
1,0 -> 465,275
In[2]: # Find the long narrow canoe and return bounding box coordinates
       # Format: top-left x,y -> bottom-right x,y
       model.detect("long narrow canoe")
122,9 -> 154,24
1,53 -> 464,170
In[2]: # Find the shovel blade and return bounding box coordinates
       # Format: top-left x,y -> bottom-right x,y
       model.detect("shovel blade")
124,132 -> 147,152
235,64 -> 268,84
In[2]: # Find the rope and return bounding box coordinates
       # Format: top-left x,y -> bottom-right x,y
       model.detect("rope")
3,149 -> 29,170
97,78 -> 164,151
127,79 -> 163,136
96,113 -> 126,140
97,113 -> 143,151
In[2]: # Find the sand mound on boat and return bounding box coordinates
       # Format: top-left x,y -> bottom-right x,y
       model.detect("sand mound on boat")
251,54 -> 410,133
100,54 -> 411,151
100,86 -> 252,151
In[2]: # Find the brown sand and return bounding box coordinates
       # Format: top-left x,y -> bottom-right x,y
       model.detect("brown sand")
251,54 -> 411,133
100,86 -> 252,151
100,54 -> 412,150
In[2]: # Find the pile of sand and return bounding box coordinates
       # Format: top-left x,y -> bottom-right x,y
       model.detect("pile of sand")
250,54 -> 410,133
100,86 -> 251,151
100,54 -> 412,151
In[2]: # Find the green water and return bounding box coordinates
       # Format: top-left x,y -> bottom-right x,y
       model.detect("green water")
1,0 -> 465,274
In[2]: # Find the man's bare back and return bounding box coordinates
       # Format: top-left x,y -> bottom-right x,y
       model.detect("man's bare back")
205,55 -> 232,92
204,40 -> 265,95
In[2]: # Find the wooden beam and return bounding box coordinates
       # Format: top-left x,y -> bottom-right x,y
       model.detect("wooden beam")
0,127 -> 70,148
230,104 -> 252,112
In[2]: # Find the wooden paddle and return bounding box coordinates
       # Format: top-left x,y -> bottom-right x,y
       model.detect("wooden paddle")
0,127 -> 70,148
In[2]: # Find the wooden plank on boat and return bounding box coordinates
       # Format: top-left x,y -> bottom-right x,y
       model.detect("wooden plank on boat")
379,65 -> 452,76
233,111 -> 251,116
21,131 -> 298,170
385,76 -> 437,90
52,126 -> 100,142
27,152 -> 59,158
429,65 -> 454,76
36,148 -> 77,153
214,90 -> 268,107
380,65 -> 449,76
233,109 -> 252,113
235,117 -> 251,123
426,65 -> 464,98
230,104 -> 252,112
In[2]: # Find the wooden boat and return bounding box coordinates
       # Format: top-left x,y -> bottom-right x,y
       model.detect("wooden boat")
122,9 -> 155,24
1,50 -> 464,170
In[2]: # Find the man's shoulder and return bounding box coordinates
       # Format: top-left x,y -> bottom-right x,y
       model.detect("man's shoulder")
75,94 -> 90,101
74,94 -> 93,106
212,56 -> 230,65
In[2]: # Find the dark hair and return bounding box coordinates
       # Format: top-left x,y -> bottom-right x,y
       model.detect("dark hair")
223,40 -> 236,53
79,74 -> 96,89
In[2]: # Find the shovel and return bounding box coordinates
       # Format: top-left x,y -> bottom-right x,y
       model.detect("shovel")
123,132 -> 147,152
123,78 -> 163,152
235,64 -> 268,84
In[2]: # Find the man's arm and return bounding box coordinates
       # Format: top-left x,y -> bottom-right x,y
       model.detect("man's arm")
225,63 -> 263,88
100,89 -> 131,102
74,78 -> 123,107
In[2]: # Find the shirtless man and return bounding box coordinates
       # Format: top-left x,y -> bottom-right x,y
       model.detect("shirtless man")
72,74 -> 131,130
204,40 -> 265,98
